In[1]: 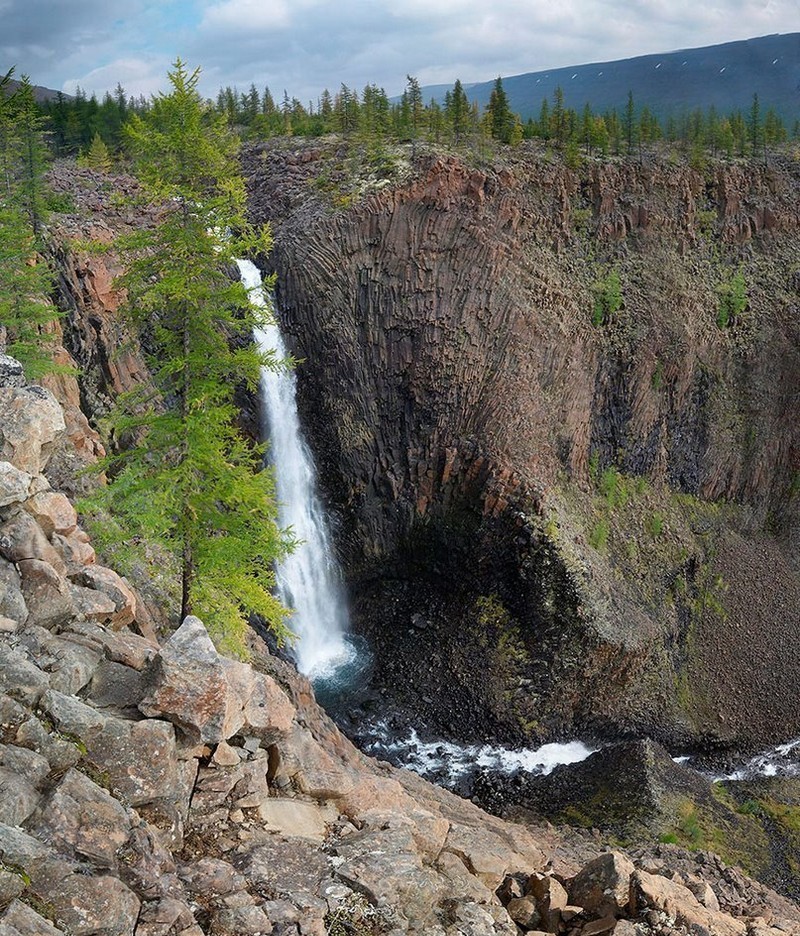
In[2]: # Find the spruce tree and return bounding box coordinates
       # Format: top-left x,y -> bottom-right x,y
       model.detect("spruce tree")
93,60 -> 292,652
487,76 -> 514,143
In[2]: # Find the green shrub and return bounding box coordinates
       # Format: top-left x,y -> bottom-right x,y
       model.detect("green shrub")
589,518 -> 610,550
593,269 -> 622,326
717,270 -> 748,328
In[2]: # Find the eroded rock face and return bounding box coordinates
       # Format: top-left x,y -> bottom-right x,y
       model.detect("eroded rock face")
244,142 -> 800,755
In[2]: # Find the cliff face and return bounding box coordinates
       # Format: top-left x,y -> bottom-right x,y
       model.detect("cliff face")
244,143 -> 800,753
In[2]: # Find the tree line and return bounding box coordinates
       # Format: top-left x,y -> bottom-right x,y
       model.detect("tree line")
37,74 -> 797,165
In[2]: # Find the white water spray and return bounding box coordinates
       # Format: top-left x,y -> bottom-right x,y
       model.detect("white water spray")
362,720 -> 597,784
238,259 -> 354,678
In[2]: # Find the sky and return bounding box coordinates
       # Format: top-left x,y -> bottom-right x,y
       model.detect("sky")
1,0 -> 795,104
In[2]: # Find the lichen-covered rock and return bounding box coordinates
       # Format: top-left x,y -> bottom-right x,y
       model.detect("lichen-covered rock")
0,899 -> 66,935
0,355 -> 25,389
75,565 -> 136,629
631,868 -> 749,935
138,616 -> 244,744
30,767 -> 132,868
0,462 -> 32,509
0,385 -> 65,474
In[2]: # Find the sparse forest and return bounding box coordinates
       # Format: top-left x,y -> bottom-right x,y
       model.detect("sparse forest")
33,72 -> 796,167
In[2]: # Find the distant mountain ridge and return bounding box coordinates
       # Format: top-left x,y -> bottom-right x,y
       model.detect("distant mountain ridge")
421,33 -> 800,123
2,75 -> 71,102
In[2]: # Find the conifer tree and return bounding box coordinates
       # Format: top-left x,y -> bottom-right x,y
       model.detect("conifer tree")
94,60 -> 292,651
83,132 -> 112,171
486,76 -> 514,143
0,68 -> 60,375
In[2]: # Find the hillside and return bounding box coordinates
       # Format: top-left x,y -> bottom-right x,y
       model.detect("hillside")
1,76 -> 70,102
421,33 -> 800,123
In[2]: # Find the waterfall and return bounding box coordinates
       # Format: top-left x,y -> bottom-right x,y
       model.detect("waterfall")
237,259 -> 354,679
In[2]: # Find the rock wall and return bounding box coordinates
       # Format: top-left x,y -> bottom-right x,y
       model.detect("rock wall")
0,353 -> 798,936
243,142 -> 800,753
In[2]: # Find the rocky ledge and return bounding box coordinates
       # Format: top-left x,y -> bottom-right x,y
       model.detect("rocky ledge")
0,355 -> 798,935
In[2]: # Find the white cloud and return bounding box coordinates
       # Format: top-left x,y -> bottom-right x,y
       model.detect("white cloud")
63,56 -> 168,99
2,0 -> 798,103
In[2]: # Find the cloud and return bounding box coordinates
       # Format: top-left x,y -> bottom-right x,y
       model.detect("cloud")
1,0 -> 798,102
63,57 -> 169,99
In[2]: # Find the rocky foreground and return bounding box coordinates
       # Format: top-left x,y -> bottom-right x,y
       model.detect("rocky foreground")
1,358 -> 800,935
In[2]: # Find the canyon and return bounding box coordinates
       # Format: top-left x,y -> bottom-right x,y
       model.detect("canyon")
2,145 -> 796,933
242,140 -> 800,757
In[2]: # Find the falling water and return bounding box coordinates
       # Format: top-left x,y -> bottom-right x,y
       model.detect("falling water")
237,259 -> 355,679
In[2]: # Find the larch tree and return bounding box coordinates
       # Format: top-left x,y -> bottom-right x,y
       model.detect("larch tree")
93,59 -> 292,653
0,69 -> 60,376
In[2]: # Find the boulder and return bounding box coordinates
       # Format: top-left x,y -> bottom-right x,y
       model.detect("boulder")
0,385 -> 65,474
0,649 -> 50,706
18,558 -> 75,629
52,527 -> 96,568
0,462 -> 32,509
139,616 -> 244,744
505,896 -> 540,929
568,851 -> 635,917
75,565 -> 136,628
0,558 -> 27,623
0,510 -> 68,574
0,355 -> 26,389
0,767 -> 41,826
0,899 -> 66,935
24,490 -> 77,536
632,868 -> 748,935
29,767 -> 131,868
